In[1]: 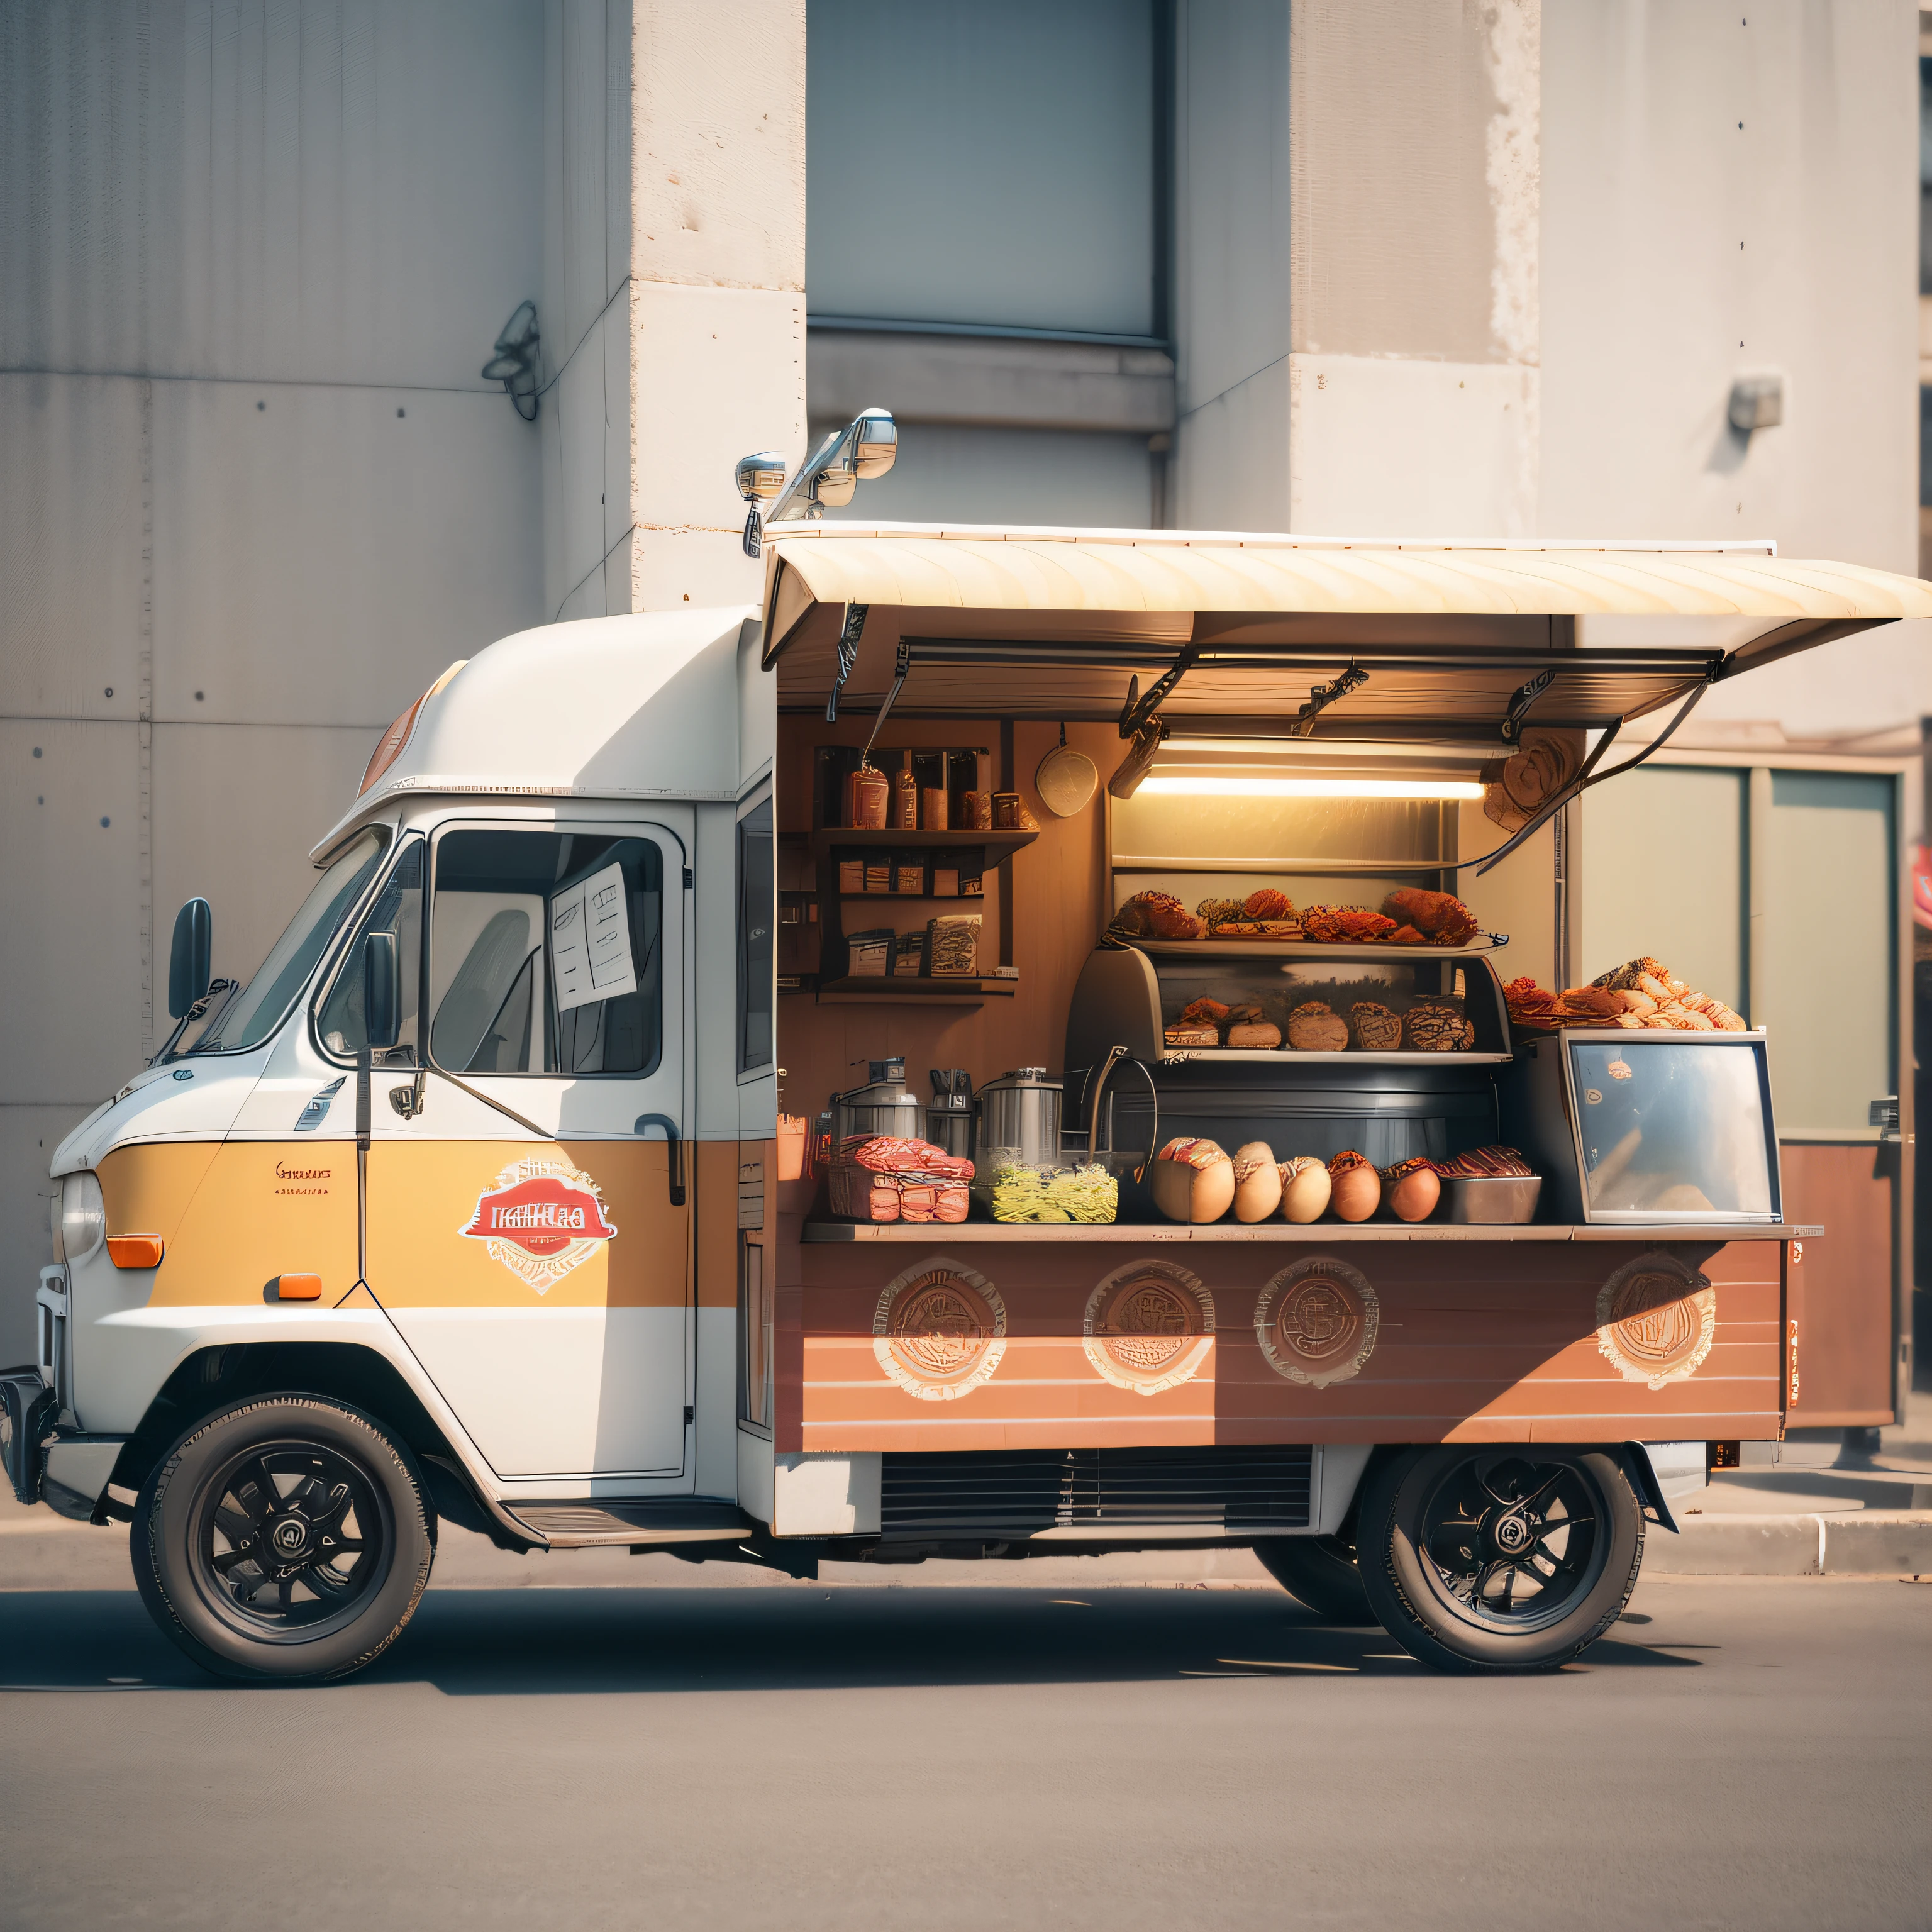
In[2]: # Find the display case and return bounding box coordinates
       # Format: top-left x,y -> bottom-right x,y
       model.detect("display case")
1499,1028 -> 1782,1225
1063,943 -> 1514,1204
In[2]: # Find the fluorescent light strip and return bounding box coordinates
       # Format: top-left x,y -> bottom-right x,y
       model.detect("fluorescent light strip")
1136,776 -> 1487,800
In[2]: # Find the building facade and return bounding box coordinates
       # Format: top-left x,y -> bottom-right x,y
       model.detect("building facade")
1,0 -> 1923,1367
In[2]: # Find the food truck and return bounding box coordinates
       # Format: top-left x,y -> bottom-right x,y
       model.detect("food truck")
7,411 -> 1929,1681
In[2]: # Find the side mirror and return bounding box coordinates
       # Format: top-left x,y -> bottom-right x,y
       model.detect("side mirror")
363,931 -> 402,1052
852,406 -> 897,480
811,458 -> 857,508
735,452 -> 788,504
167,899 -> 213,1019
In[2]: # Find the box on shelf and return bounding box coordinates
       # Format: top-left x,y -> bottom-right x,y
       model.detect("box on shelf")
928,913 -> 981,977
847,929 -> 892,977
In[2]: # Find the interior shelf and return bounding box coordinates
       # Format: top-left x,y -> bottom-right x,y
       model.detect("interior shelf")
1158,1047 -> 1512,1065
810,828 -> 1038,863
817,975 -> 1018,1004
1131,936 -> 1508,961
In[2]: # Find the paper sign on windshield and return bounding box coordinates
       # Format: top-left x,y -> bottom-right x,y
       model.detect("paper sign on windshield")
548,860 -> 637,1012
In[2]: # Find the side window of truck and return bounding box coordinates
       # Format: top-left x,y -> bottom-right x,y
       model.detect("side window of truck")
736,797 -> 774,1075
427,829 -> 662,1079
316,839 -> 426,1065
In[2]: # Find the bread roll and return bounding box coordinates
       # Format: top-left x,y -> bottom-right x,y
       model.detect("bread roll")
1226,1021 -> 1282,1049
1287,1001 -> 1349,1052
1150,1137 -> 1236,1224
1229,1143 -> 1283,1221
1278,1157 -> 1332,1223
1380,1158 -> 1441,1223
1350,1001 -> 1402,1050
1328,1152 -> 1380,1223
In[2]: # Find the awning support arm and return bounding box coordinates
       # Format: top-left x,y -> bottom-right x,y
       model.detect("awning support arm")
1467,678 -> 1711,877
1500,667 -> 1555,743
858,639 -> 913,766
1118,644 -> 1201,740
824,602 -> 869,723
1288,664 -> 1368,738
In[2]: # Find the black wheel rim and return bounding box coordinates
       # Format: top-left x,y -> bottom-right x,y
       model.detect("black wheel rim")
1413,1452 -> 1609,1635
188,1436 -> 394,1644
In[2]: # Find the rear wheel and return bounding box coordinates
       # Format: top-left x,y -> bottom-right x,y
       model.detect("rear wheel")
133,1396 -> 433,1682
1357,1446 -> 1643,1673
1252,1536 -> 1379,1626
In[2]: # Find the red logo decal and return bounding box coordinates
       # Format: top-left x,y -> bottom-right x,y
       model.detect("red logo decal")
458,1157 -> 618,1293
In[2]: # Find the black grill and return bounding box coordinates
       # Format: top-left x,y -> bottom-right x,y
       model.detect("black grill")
880,1445 -> 1313,1536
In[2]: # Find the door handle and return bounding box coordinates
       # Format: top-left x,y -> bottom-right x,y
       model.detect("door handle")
635,1113 -> 686,1207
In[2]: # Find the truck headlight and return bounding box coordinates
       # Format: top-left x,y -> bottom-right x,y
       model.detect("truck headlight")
53,1172 -> 106,1265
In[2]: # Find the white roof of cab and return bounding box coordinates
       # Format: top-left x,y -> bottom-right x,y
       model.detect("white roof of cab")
312,607 -> 755,860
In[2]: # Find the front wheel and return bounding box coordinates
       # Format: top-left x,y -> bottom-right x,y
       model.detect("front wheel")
134,1396 -> 434,1682
1357,1446 -> 1643,1673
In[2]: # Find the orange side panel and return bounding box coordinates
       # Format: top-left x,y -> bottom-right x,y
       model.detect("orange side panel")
96,1142 -> 221,1249
782,1236 -> 1786,1453
145,1140 -> 357,1307
365,1138 -> 687,1309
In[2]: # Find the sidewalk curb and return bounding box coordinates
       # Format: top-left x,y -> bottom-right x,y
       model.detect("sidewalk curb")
1646,1512 -> 1932,1576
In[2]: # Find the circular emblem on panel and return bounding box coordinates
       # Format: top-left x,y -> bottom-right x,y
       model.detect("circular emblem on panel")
1254,1257 -> 1380,1389
456,1154 -> 618,1295
1595,1252 -> 1716,1390
1082,1260 -> 1216,1396
872,1258 -> 1007,1402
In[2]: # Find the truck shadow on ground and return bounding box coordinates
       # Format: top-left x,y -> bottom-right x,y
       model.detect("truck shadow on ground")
0,1586 -> 1701,1696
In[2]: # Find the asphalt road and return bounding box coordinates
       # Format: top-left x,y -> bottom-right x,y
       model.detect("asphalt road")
1,1555 -> 1927,1932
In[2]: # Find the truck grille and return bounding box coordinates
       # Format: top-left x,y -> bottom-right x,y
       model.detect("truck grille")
880,1445 -> 1312,1536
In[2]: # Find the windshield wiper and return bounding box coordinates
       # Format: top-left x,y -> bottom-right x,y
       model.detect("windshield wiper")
153,979 -> 241,1064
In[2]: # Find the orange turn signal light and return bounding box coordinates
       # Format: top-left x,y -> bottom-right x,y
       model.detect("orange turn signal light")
105,1235 -> 165,1269
274,1274 -> 323,1302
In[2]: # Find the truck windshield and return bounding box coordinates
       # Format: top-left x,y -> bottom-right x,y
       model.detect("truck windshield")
190,828 -> 392,1055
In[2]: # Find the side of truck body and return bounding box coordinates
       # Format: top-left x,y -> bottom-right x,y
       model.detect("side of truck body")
8,519 -> 1929,1680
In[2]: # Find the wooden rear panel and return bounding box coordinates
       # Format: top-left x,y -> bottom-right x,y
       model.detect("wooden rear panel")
776,1234 -> 1785,1452
1780,1142 -> 1897,1427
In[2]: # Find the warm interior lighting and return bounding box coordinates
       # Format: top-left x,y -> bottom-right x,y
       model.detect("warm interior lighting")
1136,775 -> 1487,801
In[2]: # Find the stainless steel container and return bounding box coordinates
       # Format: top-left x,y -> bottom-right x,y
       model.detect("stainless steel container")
975,1067 -> 1062,1168
925,1068 -> 975,1159
1442,1175 -> 1543,1224
834,1057 -> 923,1144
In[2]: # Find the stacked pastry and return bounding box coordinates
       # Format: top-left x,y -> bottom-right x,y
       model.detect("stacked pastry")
1381,888 -> 1480,947
1208,887 -> 1305,939
1430,1145 -> 1534,1179
1111,891 -> 1205,941
1163,996 -> 1282,1050
1502,977 -> 1562,1029
1301,905 -> 1399,943
1503,957 -> 1746,1033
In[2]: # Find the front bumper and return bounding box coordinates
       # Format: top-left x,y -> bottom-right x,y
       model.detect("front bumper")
0,1366 -> 55,1506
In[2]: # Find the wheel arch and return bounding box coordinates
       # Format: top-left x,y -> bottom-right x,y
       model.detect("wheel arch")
105,1343 -> 514,1545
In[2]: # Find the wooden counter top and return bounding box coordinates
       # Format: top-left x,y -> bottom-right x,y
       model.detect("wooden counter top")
799,1220 -> 1817,1245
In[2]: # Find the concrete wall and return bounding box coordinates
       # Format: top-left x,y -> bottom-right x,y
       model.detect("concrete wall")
628,0 -> 806,608
1542,0 -> 1922,741
0,0 -> 550,1356
805,0 -> 1158,525
1173,0 -> 1921,741
1175,0 -> 1539,535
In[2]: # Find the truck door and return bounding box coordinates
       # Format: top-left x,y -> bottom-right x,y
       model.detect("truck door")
323,818 -> 694,1484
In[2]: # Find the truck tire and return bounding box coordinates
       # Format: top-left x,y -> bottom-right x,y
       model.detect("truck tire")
133,1396 -> 434,1683
1252,1536 -> 1379,1626
1357,1445 -> 1643,1673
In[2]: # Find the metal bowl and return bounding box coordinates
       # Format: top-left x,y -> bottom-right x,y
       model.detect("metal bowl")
1442,1175 -> 1543,1224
